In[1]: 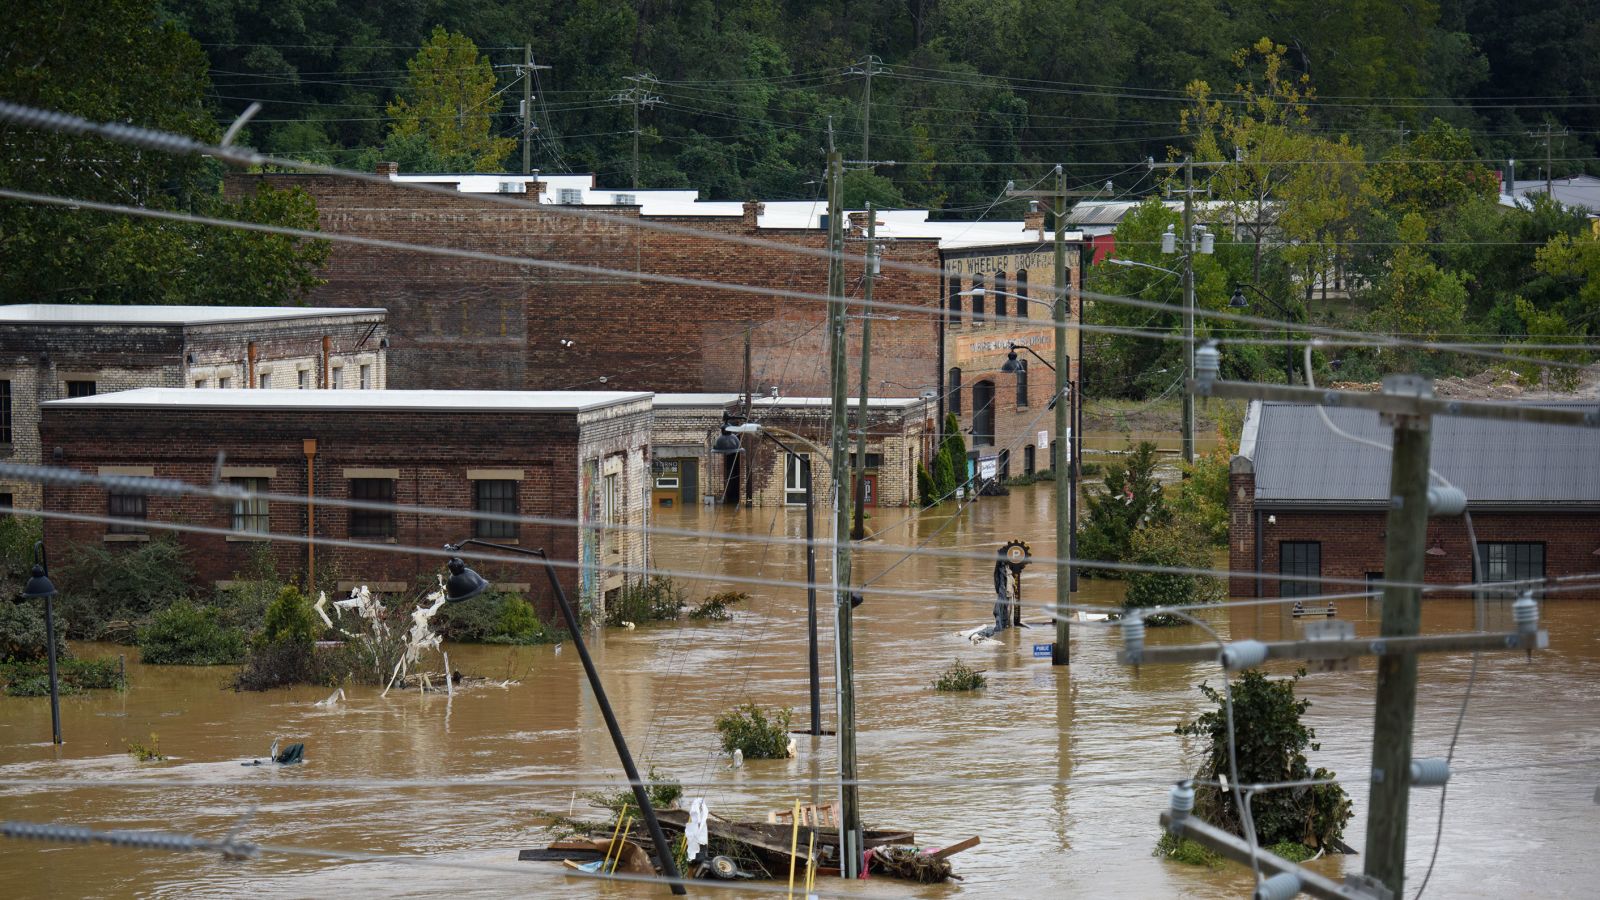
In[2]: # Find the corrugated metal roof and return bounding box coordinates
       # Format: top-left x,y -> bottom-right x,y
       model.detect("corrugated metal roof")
1246,401 -> 1600,507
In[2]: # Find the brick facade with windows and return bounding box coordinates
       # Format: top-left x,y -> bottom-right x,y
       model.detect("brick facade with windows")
1,305 -> 386,510
1228,401 -> 1600,601
38,389 -> 651,618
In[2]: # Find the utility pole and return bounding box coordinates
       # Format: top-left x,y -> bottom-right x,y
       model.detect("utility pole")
518,47 -> 551,175
1363,374 -> 1433,895
1180,157 -> 1196,463
611,75 -> 660,190
846,56 -> 886,166
1006,169 -> 1100,666
851,203 -> 879,541
1529,122 -> 1567,196
826,122 -> 863,878
743,323 -> 754,506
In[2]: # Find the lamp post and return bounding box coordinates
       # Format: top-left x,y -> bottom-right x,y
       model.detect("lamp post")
712,416 -> 824,737
20,542 -> 61,745
439,541 -> 686,896
1230,283 -> 1299,384
958,284 -> 1076,665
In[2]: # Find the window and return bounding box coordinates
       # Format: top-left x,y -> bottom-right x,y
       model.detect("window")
972,380 -> 996,445
785,453 -> 810,505
298,370 -> 310,390
474,480 -> 518,539
947,276 -> 962,328
330,367 -> 343,389
1280,541 -> 1322,598
1016,270 -> 1029,318
613,193 -> 636,205
1016,359 -> 1029,407
972,274 -> 986,324
231,477 -> 269,534
258,372 -> 271,389
194,379 -> 206,389
998,448 -> 1010,481
1476,542 -> 1544,594
558,188 -> 583,204
0,380 -> 10,443
0,492 -> 12,512
602,472 -> 621,552
66,380 -> 96,398
218,375 -> 231,389
1023,444 -> 1036,475
994,274 -> 1009,320
349,478 -> 396,538
948,367 -> 962,415
359,364 -> 371,390
108,490 -> 147,534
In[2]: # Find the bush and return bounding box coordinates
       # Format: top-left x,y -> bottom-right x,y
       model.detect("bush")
1175,670 -> 1352,852
213,543 -> 289,635
434,591 -> 564,644
1123,521 -> 1225,624
2,657 -> 125,696
688,591 -> 745,621
605,575 -> 685,627
127,733 -> 166,762
0,515 -> 42,596
0,599 -> 68,662
1154,831 -> 1223,869
55,536 -> 195,639
257,586 -> 319,649
138,601 -> 247,665
714,703 -> 792,759
490,594 -> 563,644
933,660 -> 987,692
1078,441 -> 1167,575
917,462 -> 939,507
583,766 -> 684,820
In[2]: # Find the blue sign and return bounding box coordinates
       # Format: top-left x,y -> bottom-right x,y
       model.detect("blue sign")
1033,643 -> 1053,658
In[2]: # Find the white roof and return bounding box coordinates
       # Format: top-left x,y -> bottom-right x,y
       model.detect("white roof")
753,396 -> 928,410
0,304 -> 384,326
43,388 -> 651,414
652,393 -> 743,408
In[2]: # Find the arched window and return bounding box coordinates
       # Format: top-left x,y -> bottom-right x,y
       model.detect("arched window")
972,274 -> 986,324
972,380 -> 996,445
1016,270 -> 1029,318
947,275 -> 962,328
994,273 -> 1009,320
948,367 -> 962,415
1016,359 -> 1029,407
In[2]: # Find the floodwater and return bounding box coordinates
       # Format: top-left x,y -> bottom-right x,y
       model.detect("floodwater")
2,485 -> 1597,899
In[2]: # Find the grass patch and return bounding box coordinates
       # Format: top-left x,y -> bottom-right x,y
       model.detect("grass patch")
688,591 -> 746,621
1,657 -> 125,696
933,660 -> 987,692
605,575 -> 686,627
126,733 -> 166,762
714,703 -> 793,759
1154,831 -> 1225,869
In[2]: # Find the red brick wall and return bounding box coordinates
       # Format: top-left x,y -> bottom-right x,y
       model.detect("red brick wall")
227,175 -> 944,398
1229,470 -> 1600,600
39,406 -> 591,616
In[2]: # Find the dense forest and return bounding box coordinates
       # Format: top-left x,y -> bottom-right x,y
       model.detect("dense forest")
3,0 -> 1598,389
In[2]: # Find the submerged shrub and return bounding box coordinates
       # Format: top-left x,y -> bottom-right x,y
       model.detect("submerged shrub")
139,601 -> 247,665
713,703 -> 792,759
688,591 -> 746,621
933,660 -> 987,692
605,575 -> 685,627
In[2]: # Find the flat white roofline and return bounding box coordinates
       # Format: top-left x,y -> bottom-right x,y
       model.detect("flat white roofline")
43,388 -> 652,415
753,397 -> 927,409
0,304 -> 386,326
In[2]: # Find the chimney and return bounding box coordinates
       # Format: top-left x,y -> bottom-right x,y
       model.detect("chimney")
742,200 -> 765,228
526,171 -> 545,201
1024,204 -> 1046,238
375,161 -> 399,177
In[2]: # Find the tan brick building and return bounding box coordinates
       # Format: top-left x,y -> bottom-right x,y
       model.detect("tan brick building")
38,389 -> 651,617
0,304 -> 386,509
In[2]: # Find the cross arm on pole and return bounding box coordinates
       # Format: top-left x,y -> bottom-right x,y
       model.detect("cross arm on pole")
1122,629 -> 1546,667
1159,812 -> 1384,900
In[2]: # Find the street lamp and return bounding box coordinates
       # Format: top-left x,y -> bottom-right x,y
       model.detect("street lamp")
19,542 -> 61,744
1231,283 -> 1299,384
439,540 -> 686,895
712,414 -> 825,738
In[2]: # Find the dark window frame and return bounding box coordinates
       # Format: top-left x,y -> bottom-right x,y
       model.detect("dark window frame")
231,477 -> 270,534
1016,359 -> 1029,407
972,275 -> 986,324
948,367 -> 962,415
348,478 -> 397,539
972,379 -> 996,445
1016,270 -> 1029,319
0,379 -> 10,443
994,274 -> 1009,320
108,491 -> 147,534
66,380 -> 96,398
1280,541 -> 1322,599
947,276 -> 962,328
1023,444 -> 1036,475
1476,542 -> 1545,595
473,479 -> 519,539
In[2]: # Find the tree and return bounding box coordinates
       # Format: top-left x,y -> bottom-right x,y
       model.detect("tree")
0,0 -> 328,306
1123,519 -> 1224,622
1176,670 -> 1352,851
1367,213 -> 1468,364
385,27 -> 515,171
1078,441 -> 1166,574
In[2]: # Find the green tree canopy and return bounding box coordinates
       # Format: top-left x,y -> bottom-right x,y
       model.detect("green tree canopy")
384,27 -> 516,171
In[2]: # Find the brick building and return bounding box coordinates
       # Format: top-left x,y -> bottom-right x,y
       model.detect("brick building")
1,304 -> 386,509
39,389 -> 651,616
1228,400 -> 1600,601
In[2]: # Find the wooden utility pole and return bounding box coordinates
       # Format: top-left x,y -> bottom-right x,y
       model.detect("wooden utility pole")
851,204 -> 878,541
846,56 -> 886,166
1529,122 -> 1568,196
612,75 -> 660,190
1005,169 -> 1100,666
1180,157 -> 1196,463
825,123 -> 863,878
519,47 -> 551,175
1363,374 -> 1434,895
743,323 -> 754,506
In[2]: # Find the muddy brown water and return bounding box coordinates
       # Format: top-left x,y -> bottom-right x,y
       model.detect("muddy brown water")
2,483 -> 1597,898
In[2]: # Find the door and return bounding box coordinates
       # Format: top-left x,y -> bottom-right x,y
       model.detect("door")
972,380 -> 996,446
785,453 -> 810,505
